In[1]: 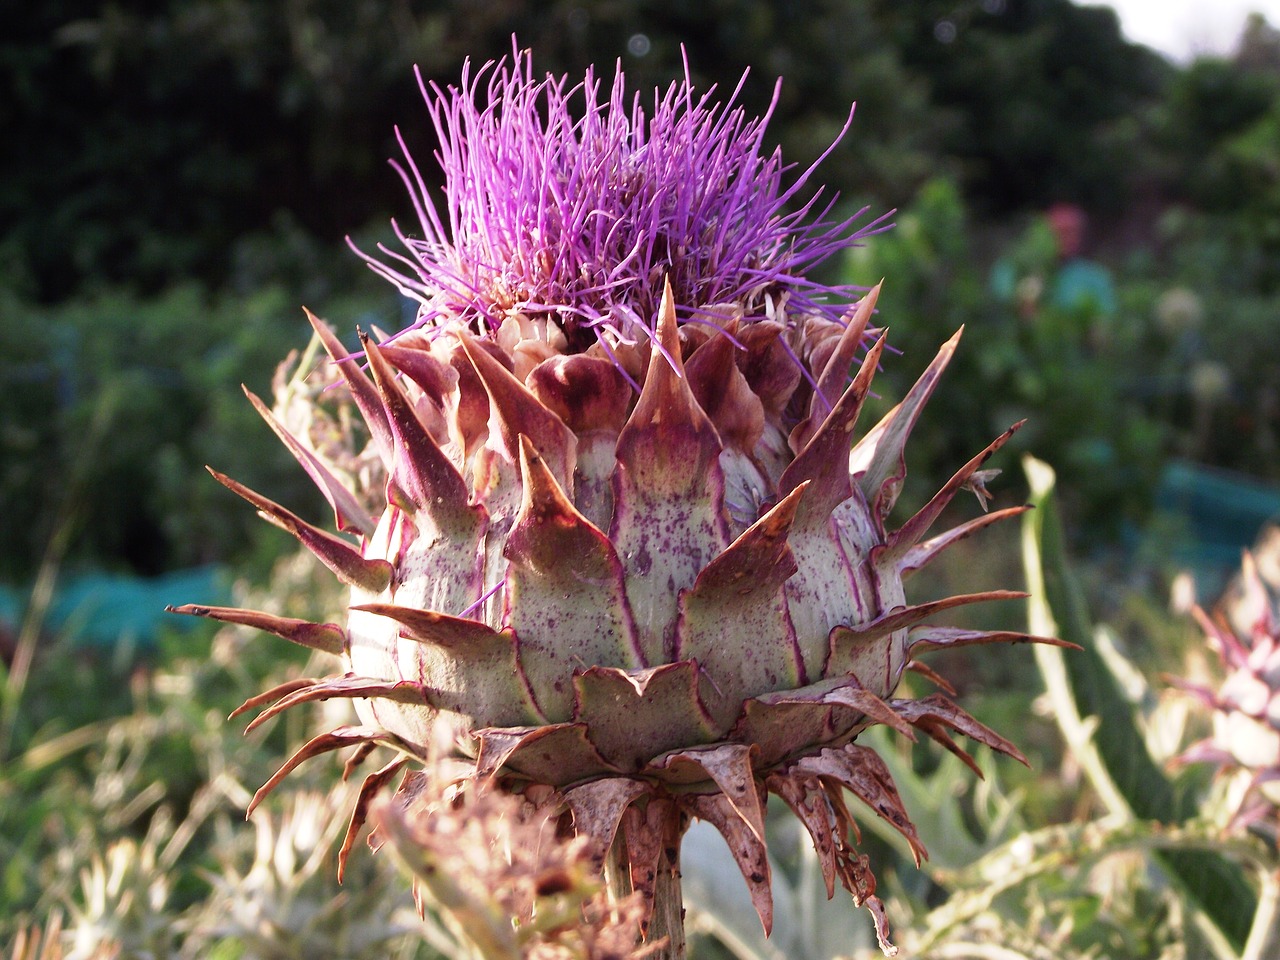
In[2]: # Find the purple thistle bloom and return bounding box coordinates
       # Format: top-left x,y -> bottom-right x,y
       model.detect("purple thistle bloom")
179,46 -> 1043,960
354,44 -> 891,355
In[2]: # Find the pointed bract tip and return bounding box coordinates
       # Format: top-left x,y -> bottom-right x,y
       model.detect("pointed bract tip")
360,328 -> 476,518
166,602 -> 346,655
653,277 -> 684,375
205,466 -> 392,593
303,307 -> 347,360
358,330 -> 402,402
302,305 -> 327,335
517,431 -> 538,466
239,383 -> 375,536
514,434 -> 565,505
768,478 -> 809,526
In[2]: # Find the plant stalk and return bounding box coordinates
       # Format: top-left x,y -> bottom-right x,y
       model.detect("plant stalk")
606,835 -> 686,959
1242,867 -> 1280,960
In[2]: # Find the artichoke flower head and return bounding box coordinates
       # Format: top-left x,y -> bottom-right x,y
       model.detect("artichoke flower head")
174,45 -> 1052,956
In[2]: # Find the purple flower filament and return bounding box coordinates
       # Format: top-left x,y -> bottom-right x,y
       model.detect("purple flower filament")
353,43 -> 890,358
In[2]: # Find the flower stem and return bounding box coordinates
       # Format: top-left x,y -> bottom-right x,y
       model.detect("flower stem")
1242,867 -> 1280,960
606,836 -> 687,959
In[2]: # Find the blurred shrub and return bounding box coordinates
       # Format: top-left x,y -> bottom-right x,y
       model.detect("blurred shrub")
1146,209 -> 1280,479
846,178 -> 1167,534
872,0 -> 1171,215
849,173 -> 1280,542
1156,54 -> 1280,295
0,280 -> 399,581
